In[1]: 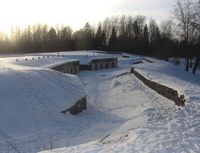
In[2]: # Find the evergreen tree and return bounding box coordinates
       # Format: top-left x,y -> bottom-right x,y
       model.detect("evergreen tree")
47,27 -> 57,42
109,27 -> 117,50
47,27 -> 57,50
59,26 -> 73,50
83,22 -> 94,50
143,24 -> 150,54
101,30 -> 107,49
95,24 -> 103,49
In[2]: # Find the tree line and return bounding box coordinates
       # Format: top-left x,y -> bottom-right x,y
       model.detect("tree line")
0,16 -> 176,57
0,0 -> 199,73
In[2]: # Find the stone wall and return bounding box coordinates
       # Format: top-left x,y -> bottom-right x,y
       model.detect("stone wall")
143,58 -> 153,63
52,61 -> 79,74
131,68 -> 185,106
90,58 -> 118,71
61,96 -> 87,115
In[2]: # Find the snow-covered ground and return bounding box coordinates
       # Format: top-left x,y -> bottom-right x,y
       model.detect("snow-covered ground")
41,55 -> 200,153
168,57 -> 200,76
0,51 -> 199,153
0,57 -> 87,152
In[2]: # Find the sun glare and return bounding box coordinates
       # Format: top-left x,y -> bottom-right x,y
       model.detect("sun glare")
0,0 -> 173,34
0,0 -> 117,33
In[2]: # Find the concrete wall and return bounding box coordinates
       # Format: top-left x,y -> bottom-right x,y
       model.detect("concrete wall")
52,61 -> 79,74
131,68 -> 185,106
61,96 -> 87,115
90,58 -> 118,71
80,65 -> 91,71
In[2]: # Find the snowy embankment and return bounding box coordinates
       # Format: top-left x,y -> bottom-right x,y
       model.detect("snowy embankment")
4,55 -> 78,69
0,56 -> 86,152
41,57 -> 200,153
168,57 -> 200,76
0,51 -> 199,153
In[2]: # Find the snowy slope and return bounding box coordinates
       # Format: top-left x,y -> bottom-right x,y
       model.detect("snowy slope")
2,50 -> 119,67
40,57 -> 200,153
0,51 -> 121,152
3,56 -> 78,68
1,51 -> 199,153
0,57 -> 86,152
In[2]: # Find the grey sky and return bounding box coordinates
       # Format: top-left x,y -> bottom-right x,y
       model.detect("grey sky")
108,0 -> 175,20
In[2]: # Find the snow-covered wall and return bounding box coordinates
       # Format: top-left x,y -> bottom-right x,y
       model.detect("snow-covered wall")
131,68 -> 185,106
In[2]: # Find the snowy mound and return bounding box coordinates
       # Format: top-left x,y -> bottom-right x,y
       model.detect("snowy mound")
5,50 -> 118,67
6,56 -> 78,68
0,62 -> 85,151
0,67 -> 85,131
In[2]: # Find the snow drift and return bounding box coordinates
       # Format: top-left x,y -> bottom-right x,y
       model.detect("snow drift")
0,59 -> 85,152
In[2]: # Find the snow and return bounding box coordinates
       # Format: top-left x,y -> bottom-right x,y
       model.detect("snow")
15,57 -> 78,69
59,53 -> 118,65
0,67 -> 85,132
2,50 -> 118,67
0,55 -> 85,152
40,56 -> 200,153
168,57 -> 200,76
0,51 -> 199,153
1,55 -> 78,69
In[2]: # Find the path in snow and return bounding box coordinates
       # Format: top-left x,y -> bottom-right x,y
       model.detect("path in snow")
40,61 -> 177,153
77,66 -> 176,141
47,58 -> 200,153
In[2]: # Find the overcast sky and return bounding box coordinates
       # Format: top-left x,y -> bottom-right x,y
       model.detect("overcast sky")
0,0 -> 175,33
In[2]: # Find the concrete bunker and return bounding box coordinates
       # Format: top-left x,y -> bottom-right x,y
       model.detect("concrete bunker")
90,57 -> 118,71
80,57 -> 118,71
52,60 -> 80,74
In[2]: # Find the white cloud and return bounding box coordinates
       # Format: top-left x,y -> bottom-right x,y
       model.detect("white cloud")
107,0 -> 175,20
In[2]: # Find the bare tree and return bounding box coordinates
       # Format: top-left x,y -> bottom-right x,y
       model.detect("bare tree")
192,0 -> 200,74
173,0 -> 196,71
192,0 -> 200,28
160,20 -> 174,39
149,19 -> 160,43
